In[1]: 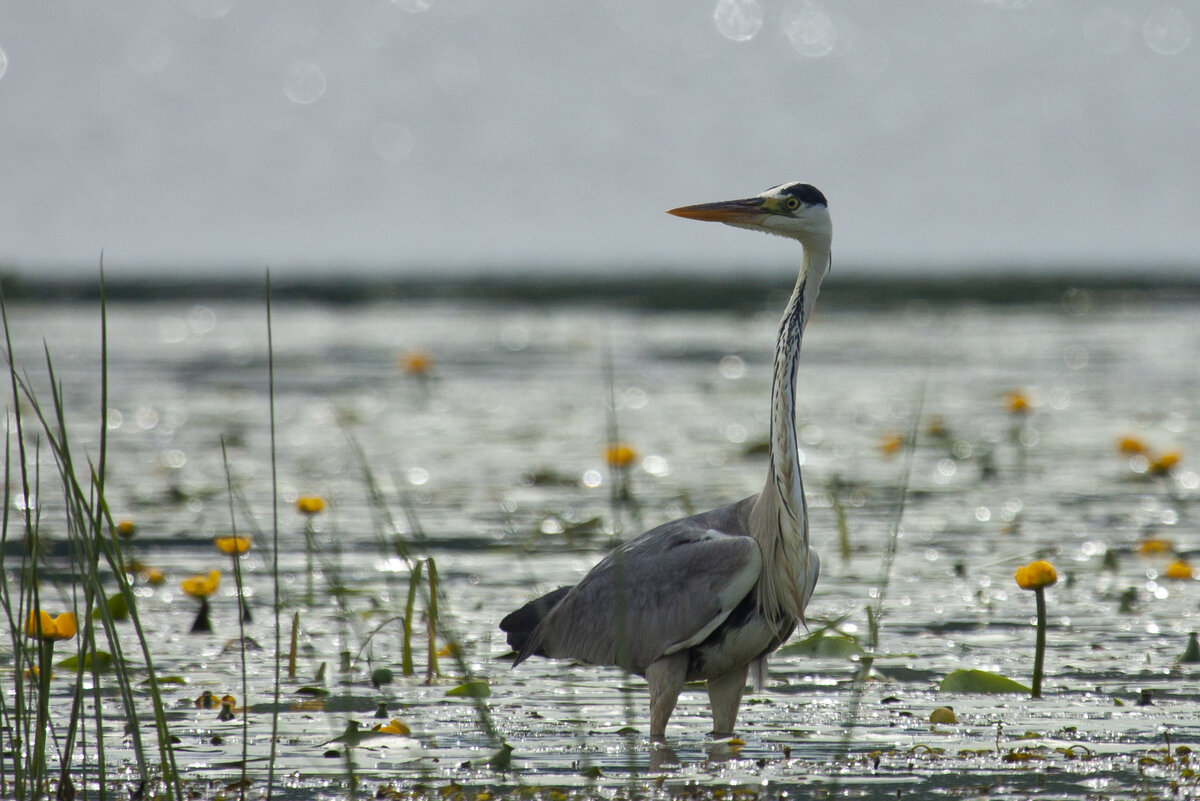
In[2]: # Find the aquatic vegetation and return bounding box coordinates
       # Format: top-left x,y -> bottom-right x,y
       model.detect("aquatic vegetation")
604,442 -> 638,469
372,718 -> 412,736
1180,633 -> 1200,664
1138,537 -> 1175,556
1015,559 -> 1057,698
7,287 -> 1200,799
938,669 -> 1030,694
1150,449 -> 1183,476
1004,389 -> 1031,414
25,610 -> 78,642
1165,560 -> 1194,580
877,432 -> 904,456
296,494 -> 327,515
928,706 -> 957,724
181,569 -> 221,633
398,348 -> 434,376
214,535 -> 251,555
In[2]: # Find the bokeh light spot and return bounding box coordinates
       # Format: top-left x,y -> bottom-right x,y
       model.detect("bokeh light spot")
392,0 -> 434,12
714,0 -> 764,42
1143,6 -> 1192,54
284,61 -> 327,105
188,0 -> 235,20
783,2 -> 837,57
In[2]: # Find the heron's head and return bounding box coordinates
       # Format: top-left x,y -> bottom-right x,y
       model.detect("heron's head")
668,182 -> 831,250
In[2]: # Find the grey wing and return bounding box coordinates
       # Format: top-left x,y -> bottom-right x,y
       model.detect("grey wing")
518,512 -> 763,674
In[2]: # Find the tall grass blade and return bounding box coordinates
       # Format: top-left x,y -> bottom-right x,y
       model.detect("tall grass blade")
265,272 -> 283,801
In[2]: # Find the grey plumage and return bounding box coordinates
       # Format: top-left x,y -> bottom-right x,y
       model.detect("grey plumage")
501,182 -> 833,740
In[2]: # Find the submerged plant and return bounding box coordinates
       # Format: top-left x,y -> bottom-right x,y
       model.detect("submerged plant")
182,570 -> 221,633
1014,559 -> 1057,698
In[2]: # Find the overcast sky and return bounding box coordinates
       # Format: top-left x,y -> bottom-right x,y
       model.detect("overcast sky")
1,1 -> 1198,278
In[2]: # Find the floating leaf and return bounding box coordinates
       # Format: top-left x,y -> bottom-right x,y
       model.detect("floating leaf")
938,669 -> 1030,694
445,680 -> 490,698
777,630 -> 863,658
929,706 -> 957,724
144,675 -> 188,685
91,593 -> 128,621
296,686 -> 330,697
57,651 -> 114,672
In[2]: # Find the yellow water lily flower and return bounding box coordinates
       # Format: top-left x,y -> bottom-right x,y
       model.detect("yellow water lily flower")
878,432 -> 904,456
195,690 -> 219,709
296,496 -> 326,515
1150,451 -> 1182,476
1138,538 -> 1174,556
1166,560 -> 1194,580
142,567 -> 165,585
116,519 -> 137,539
25,610 -> 77,641
1004,390 -> 1031,414
398,349 -> 433,376
181,570 -> 221,598
371,718 -> 412,736
1117,436 -> 1147,456
214,536 -> 251,555
1014,560 -> 1058,591
604,443 -> 638,469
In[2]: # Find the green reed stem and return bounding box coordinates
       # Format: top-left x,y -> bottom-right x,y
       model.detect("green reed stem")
425,558 -> 439,682
221,440 -> 251,795
266,272 -> 283,801
402,561 -> 423,676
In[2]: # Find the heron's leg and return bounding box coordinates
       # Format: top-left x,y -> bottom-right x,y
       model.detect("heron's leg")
645,653 -> 688,740
707,664 -> 749,738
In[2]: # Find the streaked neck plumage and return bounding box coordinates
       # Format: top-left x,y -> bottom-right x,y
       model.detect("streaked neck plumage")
748,241 -> 831,625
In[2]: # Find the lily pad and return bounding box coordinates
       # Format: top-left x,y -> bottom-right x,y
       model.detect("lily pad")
777,630 -> 863,658
446,680 -> 490,698
938,669 -> 1030,694
92,593 -> 128,621
58,651 -> 115,672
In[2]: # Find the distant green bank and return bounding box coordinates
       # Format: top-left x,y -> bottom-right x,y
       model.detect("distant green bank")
3,269 -> 1198,310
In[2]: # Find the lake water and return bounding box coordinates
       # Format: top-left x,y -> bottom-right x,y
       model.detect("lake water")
5,289 -> 1200,799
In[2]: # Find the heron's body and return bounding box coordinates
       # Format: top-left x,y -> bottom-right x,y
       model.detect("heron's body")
501,182 -> 832,739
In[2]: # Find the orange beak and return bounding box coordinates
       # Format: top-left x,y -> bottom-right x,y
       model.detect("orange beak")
666,197 -> 768,225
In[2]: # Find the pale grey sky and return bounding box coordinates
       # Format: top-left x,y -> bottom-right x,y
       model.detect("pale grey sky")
1,1 -> 1198,278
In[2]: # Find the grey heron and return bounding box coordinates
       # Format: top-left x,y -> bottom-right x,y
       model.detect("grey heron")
501,182 -> 832,740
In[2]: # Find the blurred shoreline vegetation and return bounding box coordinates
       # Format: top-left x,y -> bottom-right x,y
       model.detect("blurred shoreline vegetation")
1,269 -> 1199,309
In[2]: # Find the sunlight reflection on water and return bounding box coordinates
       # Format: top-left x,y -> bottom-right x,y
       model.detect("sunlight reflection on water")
6,295 -> 1200,798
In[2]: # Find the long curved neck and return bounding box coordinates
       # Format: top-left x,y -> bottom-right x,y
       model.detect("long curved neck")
749,242 -> 830,623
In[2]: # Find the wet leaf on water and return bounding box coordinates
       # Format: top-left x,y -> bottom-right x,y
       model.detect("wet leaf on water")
92,593 -> 128,620
929,706 -> 957,724
143,675 -> 188,685
296,686 -> 330,697
446,680 -> 490,698
58,651 -> 115,672
777,630 -> 863,658
938,669 -> 1030,694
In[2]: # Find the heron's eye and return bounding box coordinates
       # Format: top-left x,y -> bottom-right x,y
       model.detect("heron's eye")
785,197 -> 800,211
